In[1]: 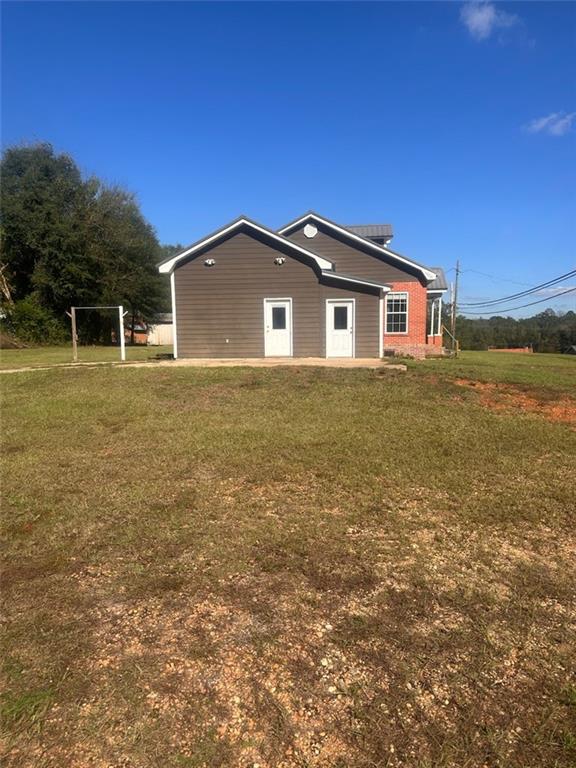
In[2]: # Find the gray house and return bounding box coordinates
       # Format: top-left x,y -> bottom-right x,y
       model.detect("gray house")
158,212 -> 447,359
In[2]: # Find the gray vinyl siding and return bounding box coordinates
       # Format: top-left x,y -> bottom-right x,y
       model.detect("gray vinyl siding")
286,223 -> 424,285
173,232 -> 380,358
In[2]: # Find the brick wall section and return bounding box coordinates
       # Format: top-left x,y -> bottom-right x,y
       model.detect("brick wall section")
388,345 -> 429,359
385,281 -> 428,344
382,282 -> 447,359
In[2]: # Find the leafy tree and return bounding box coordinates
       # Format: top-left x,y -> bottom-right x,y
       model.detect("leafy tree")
0,144 -> 96,310
159,243 -> 185,261
84,186 -> 167,342
448,308 -> 576,353
0,143 -> 169,344
4,296 -> 68,345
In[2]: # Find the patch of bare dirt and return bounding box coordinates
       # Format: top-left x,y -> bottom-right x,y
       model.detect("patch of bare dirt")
453,378 -> 576,425
5,511 -> 574,768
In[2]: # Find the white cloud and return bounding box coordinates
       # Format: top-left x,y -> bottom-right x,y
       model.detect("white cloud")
525,112 -> 576,137
460,1 -> 520,41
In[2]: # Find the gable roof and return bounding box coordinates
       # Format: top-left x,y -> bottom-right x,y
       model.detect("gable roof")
346,224 -> 393,240
278,211 -> 437,283
157,216 -> 334,274
427,267 -> 448,292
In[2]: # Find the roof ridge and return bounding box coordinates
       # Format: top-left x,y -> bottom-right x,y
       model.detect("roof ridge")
278,211 -> 436,282
157,215 -> 335,274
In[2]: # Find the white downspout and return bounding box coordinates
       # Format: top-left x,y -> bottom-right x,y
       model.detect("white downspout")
170,271 -> 178,359
379,292 -> 384,358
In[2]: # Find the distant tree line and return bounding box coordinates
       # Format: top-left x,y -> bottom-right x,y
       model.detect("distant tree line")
0,143 -> 178,345
449,308 -> 576,353
2,143 -> 574,353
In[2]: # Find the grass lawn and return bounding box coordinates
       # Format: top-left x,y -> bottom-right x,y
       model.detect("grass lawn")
0,345 -> 173,370
409,350 -> 576,393
1,353 -> 575,767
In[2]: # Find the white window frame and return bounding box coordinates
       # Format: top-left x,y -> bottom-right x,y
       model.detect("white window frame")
435,296 -> 442,336
385,291 -> 409,335
429,296 -> 443,337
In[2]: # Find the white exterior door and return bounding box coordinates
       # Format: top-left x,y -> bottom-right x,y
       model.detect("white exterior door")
264,299 -> 292,357
326,300 -> 354,357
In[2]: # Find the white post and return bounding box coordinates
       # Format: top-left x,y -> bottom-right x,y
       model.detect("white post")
379,293 -> 384,358
437,297 -> 442,335
118,305 -> 126,361
170,272 -> 178,359
71,307 -> 78,362
430,299 -> 435,338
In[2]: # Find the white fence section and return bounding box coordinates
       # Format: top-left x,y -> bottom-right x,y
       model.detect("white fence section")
147,323 -> 173,346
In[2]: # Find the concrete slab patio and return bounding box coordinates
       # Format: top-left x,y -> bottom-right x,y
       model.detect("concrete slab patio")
123,357 -> 406,370
0,357 -> 407,374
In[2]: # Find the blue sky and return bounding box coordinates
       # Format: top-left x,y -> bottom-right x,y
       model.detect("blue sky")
2,1 -> 575,316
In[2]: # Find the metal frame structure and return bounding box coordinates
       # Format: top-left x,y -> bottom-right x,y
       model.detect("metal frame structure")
67,305 -> 127,362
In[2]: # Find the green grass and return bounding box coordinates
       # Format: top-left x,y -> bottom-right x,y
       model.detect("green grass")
1,353 -> 575,767
0,344 -> 172,369
412,350 -> 575,393
0,689 -> 54,730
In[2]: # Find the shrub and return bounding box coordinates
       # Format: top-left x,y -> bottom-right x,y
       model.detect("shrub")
2,297 -> 67,345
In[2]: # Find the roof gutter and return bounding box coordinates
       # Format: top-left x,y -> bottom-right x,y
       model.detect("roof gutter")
321,271 -> 391,291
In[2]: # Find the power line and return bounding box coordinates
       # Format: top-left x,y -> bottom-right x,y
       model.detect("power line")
460,286 -> 576,316
459,269 -> 576,307
461,269 -> 532,288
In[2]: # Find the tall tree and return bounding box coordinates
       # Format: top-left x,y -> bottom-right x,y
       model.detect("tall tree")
0,143 -> 169,343
85,185 -> 167,340
0,143 -> 97,310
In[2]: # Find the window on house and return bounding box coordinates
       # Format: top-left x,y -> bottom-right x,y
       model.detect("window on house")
272,306 -> 286,329
333,306 -> 348,330
386,292 -> 408,333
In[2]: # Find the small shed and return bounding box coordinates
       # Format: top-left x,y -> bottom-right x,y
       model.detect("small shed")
147,313 -> 173,346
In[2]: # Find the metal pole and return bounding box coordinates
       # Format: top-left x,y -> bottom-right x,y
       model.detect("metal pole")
454,261 -> 460,356
71,307 -> 78,362
118,305 -> 126,362
451,261 -> 460,356
437,297 -> 442,336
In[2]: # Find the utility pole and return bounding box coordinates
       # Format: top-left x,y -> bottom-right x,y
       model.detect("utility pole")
450,260 -> 460,356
